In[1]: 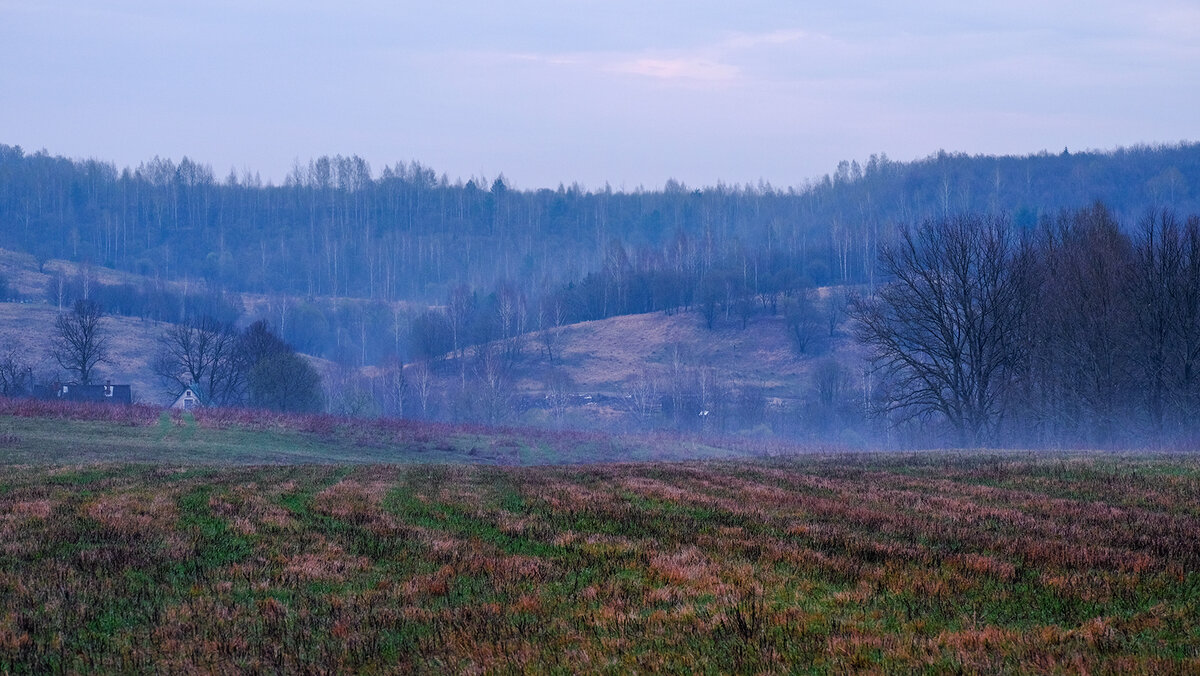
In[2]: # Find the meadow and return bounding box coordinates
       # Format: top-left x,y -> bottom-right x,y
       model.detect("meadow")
0,402 -> 1198,672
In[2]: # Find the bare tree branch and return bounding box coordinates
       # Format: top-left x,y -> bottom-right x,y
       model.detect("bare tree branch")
51,300 -> 110,384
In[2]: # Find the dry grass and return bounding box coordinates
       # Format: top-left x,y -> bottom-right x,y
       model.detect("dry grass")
410,306 -> 869,431
2,453 -> 1196,672
560,312 -> 806,389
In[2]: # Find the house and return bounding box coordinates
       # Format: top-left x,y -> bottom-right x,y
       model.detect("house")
170,384 -> 208,410
39,380 -> 133,404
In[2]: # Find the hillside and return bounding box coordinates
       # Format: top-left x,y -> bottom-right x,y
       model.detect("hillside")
1,241 -> 851,429
543,312 -> 811,394
0,302 -> 165,403
409,299 -> 863,435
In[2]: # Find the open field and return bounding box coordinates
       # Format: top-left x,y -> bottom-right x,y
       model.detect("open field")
0,399 -> 762,466
0,408 -> 1197,673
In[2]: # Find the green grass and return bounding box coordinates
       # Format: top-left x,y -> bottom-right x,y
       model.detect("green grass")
0,412 -> 1199,671
0,411 -> 755,466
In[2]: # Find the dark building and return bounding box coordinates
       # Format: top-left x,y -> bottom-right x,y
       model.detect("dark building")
36,381 -> 133,404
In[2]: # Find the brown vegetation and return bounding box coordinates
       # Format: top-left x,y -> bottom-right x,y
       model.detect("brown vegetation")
0,453 -> 1197,672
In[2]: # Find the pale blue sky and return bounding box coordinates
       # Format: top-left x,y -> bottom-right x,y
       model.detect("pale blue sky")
2,1 -> 1197,189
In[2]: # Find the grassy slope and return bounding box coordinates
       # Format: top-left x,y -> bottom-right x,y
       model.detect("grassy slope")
0,435 -> 1197,672
0,248 -> 217,301
417,307 -> 865,429
0,303 -> 166,403
0,249 -> 348,407
541,311 -> 820,398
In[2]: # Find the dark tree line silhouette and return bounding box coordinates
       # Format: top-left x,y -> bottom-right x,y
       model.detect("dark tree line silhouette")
855,205 -> 1200,447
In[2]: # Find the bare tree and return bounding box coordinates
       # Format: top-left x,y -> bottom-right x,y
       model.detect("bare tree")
0,349 -> 34,396
1130,210 -> 1184,437
852,215 -> 1028,446
379,357 -> 406,418
447,284 -> 473,360
537,295 -> 565,362
153,316 -> 242,403
544,368 -> 575,425
825,289 -> 849,338
409,361 -> 435,418
52,300 -> 110,384
812,357 -> 846,409
624,371 -> 659,420
784,291 -> 823,355
698,366 -> 731,430
1030,205 -> 1135,445
1174,216 -> 1200,419
473,344 -> 512,424
496,283 -> 526,365
324,364 -> 377,417
447,285 -> 474,386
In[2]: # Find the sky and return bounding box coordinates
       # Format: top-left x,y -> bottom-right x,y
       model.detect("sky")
2,1 -> 1198,190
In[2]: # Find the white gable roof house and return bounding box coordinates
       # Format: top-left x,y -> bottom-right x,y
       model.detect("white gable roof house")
170,384 -> 208,410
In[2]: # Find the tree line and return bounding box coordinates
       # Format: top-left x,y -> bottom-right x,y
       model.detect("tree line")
1,143 -> 1195,308
854,204 -> 1200,448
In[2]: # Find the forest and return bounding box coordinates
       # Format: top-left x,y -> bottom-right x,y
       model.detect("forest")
2,142 -> 1197,303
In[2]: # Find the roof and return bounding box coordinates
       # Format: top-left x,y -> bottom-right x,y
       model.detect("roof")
171,383 -> 210,409
186,383 -> 210,404
44,383 -> 133,404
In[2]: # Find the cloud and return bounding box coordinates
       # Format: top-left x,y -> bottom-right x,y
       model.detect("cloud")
506,52 -> 583,67
719,29 -> 815,50
479,48 -> 741,84
484,28 -> 824,85
606,57 -> 739,82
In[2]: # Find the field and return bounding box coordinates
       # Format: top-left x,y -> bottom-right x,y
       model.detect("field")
1,404 -> 1198,673
0,399 -> 762,466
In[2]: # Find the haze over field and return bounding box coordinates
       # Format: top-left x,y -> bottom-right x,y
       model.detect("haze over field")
3,1 -> 1198,188
2,1 -> 1200,448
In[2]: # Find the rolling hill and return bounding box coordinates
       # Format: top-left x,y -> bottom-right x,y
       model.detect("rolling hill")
403,297 -> 863,436
2,245 -> 853,429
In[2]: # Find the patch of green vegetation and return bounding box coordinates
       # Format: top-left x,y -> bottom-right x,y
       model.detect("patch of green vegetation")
173,486 -> 254,573
46,467 -> 118,486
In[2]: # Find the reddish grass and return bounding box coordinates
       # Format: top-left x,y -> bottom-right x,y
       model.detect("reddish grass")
0,455 -> 1198,672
